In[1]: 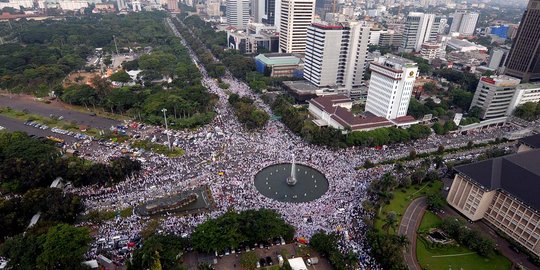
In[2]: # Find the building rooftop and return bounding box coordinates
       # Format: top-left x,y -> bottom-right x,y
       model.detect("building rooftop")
517,82 -> 540,90
455,149 -> 540,212
519,134 -> 540,149
283,80 -> 319,92
309,95 -> 393,131
256,53 -> 303,66
372,54 -> 417,70
479,75 -> 521,87
447,38 -> 488,51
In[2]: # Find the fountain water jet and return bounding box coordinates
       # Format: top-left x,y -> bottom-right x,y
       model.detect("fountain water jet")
286,154 -> 297,186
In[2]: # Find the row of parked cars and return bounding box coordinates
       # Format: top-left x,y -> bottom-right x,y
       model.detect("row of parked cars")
24,120 -> 92,141
257,255 -> 282,268
24,121 -> 49,130
50,127 -> 91,140
216,237 -> 286,258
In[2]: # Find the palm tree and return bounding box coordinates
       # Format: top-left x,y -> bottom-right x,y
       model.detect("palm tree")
434,155 -> 444,169
396,234 -> 409,250
382,211 -> 398,234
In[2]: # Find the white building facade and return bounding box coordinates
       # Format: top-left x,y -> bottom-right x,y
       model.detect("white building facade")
470,75 -> 521,119
400,12 -> 441,52
226,0 -> 250,29
303,21 -> 370,91
365,55 -> 418,120
450,11 -> 479,36
278,0 -> 315,53
507,83 -> 540,115
420,42 -> 443,60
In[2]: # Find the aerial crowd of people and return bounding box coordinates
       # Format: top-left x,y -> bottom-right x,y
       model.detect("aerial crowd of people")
69,22 -> 524,268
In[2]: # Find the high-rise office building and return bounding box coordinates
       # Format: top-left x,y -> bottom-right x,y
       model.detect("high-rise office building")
278,0 -> 316,53
303,21 -> 370,90
504,0 -> 540,83
226,0 -> 250,29
365,55 -> 418,120
400,12 -> 441,52
470,75 -> 521,119
252,0 -> 265,23
488,49 -> 509,70
449,11 -> 479,36
262,0 -> 276,25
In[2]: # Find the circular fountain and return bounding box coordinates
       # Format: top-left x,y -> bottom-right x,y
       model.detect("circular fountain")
254,155 -> 328,203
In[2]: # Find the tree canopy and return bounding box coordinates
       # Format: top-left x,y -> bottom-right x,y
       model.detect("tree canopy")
191,209 -> 295,253
129,234 -> 190,270
0,12 -> 169,93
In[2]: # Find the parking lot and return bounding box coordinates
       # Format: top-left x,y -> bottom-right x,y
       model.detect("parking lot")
0,94 -> 120,130
182,242 -> 333,270
0,115 -> 76,143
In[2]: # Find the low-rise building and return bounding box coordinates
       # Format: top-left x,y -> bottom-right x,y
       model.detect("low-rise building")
255,53 -> 303,78
308,95 -> 393,132
447,149 -> 540,257
420,42 -> 443,61
447,38 -> 488,52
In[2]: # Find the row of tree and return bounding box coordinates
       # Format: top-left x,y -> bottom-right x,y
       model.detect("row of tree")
0,132 -> 141,193
61,80 -> 217,129
228,94 -> 269,130
178,15 -> 259,80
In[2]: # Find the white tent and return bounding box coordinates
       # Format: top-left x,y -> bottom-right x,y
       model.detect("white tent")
288,258 -> 308,270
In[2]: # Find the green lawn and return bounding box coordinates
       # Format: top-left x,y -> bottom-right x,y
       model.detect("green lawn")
418,211 -> 441,232
416,212 -> 512,270
375,181 -> 443,233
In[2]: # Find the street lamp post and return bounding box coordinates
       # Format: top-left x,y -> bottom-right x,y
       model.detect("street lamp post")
161,108 -> 171,149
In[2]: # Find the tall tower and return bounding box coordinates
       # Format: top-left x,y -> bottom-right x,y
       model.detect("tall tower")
303,21 -> 370,91
279,0 -> 316,53
226,0 -> 250,29
252,0 -> 265,23
365,55 -> 418,120
504,0 -> 540,82
450,11 -> 478,36
400,12 -> 441,52
262,0 -> 276,25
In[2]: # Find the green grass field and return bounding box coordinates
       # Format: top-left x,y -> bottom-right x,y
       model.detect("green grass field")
374,181 -> 443,233
416,212 -> 512,270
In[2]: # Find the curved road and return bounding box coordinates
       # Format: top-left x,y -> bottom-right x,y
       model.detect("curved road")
399,197 -> 427,270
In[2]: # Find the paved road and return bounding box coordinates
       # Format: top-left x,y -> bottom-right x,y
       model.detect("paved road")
0,115 -> 76,143
0,94 -> 120,130
399,197 -> 427,270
